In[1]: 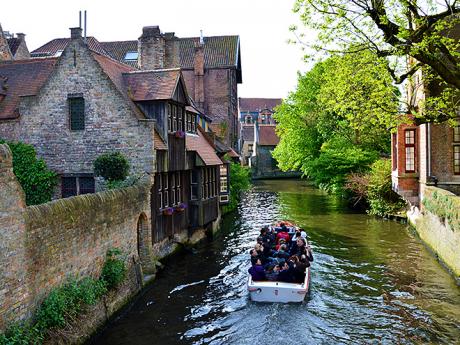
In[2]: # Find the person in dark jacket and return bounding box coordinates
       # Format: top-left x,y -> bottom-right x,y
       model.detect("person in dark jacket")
248,258 -> 266,281
290,238 -> 306,257
250,248 -> 261,266
265,264 -> 280,281
277,261 -> 294,283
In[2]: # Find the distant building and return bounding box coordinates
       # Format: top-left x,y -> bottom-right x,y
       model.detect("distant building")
0,23 -> 30,61
32,26 -> 242,150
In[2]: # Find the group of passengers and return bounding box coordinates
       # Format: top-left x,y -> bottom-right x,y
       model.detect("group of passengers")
248,223 -> 313,283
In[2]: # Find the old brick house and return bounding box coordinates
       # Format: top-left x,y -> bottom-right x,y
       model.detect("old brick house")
238,98 -> 282,165
0,23 -> 30,61
32,26 -> 243,150
1,26 -> 224,243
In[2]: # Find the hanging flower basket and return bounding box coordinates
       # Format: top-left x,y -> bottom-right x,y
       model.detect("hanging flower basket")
162,207 -> 174,216
175,130 -> 185,138
174,202 -> 187,212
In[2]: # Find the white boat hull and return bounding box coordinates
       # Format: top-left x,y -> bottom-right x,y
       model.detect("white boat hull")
247,267 -> 310,303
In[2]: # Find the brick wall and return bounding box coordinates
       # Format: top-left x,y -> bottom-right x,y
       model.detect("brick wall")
0,38 -> 155,192
0,143 -> 154,330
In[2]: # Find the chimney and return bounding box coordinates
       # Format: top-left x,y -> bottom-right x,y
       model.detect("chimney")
138,26 -> 165,70
16,33 -> 25,41
194,39 -> 205,112
164,32 -> 179,68
70,27 -> 83,39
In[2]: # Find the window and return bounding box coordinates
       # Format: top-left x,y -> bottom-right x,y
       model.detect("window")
248,144 -> 253,153
405,129 -> 416,173
157,174 -> 164,209
220,165 -> 228,193
124,51 -> 138,61
172,105 -> 177,132
163,173 -> 169,207
191,170 -> 199,200
175,171 -> 181,204
69,97 -> 85,130
454,146 -> 460,175
178,107 -> 184,132
454,126 -> 460,175
61,175 -> 95,198
168,104 -> 172,132
171,173 -> 176,205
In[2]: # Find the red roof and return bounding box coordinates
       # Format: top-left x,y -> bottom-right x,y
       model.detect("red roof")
227,148 -> 240,158
123,69 -> 181,101
258,125 -> 279,146
154,129 -> 167,150
239,98 -> 282,113
186,130 -> 222,166
0,58 -> 58,120
31,37 -> 110,57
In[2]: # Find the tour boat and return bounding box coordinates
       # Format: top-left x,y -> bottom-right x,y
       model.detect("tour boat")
247,266 -> 310,303
247,221 -> 311,303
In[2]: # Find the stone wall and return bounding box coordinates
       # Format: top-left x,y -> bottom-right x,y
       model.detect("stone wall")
252,145 -> 300,179
0,144 -> 155,330
408,185 -> 460,284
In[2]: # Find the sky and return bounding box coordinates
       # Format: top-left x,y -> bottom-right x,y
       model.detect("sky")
1,0 -> 308,99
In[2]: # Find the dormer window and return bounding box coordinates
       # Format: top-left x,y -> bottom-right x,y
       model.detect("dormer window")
124,51 -> 138,61
54,50 -> 63,57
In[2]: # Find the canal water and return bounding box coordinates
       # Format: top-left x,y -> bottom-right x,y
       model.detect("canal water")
90,180 -> 460,345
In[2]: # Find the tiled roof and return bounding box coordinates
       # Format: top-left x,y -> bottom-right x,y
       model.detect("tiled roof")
31,37 -> 110,57
0,58 -> 58,120
227,148 -> 240,158
7,38 -> 21,55
100,35 -> 240,69
154,129 -> 167,150
123,69 -> 181,101
179,36 -> 239,69
241,124 -> 254,142
186,129 -> 222,166
258,125 -> 279,146
239,98 -> 282,113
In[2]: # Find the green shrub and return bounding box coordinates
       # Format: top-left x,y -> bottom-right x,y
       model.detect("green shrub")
93,152 -> 130,182
223,162 -> 251,213
0,140 -> 57,205
100,248 -> 127,290
366,158 -> 406,216
0,322 -> 43,345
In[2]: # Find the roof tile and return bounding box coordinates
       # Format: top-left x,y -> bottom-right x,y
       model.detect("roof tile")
239,98 -> 282,113
258,125 -> 279,146
123,69 -> 181,101
186,129 -> 222,166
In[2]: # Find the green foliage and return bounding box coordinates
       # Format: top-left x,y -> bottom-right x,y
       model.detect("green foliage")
366,159 -> 406,216
94,152 -> 130,182
0,140 -> 57,206
34,278 -> 106,331
292,0 -> 460,122
223,162 -> 251,212
422,188 -> 460,231
0,248 -> 125,344
100,248 -> 127,290
273,52 -> 394,195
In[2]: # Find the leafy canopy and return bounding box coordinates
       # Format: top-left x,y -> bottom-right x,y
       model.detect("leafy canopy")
292,0 -> 460,122
273,50 -> 397,192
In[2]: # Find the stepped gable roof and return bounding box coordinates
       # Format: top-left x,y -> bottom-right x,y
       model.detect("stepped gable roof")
186,128 -> 222,166
7,38 -> 21,55
239,98 -> 282,113
31,37 -> 110,57
122,68 -> 181,101
241,124 -> 254,142
101,40 -> 138,68
100,35 -> 240,69
0,58 -> 58,120
258,124 -> 279,146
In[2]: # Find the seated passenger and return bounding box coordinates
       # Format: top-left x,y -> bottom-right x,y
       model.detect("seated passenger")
249,248 -> 261,265
276,228 -> 290,244
275,238 -> 286,251
265,264 -> 280,281
290,237 -> 306,257
277,261 -> 294,283
248,258 -> 266,281
274,244 -> 290,260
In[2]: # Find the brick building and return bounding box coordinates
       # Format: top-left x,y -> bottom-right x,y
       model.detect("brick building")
238,98 -> 282,165
32,26 -> 242,150
0,23 -> 30,61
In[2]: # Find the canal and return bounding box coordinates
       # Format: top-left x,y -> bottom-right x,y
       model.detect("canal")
90,179 -> 460,344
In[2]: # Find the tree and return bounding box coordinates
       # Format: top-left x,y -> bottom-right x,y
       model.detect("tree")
292,0 -> 460,121
273,50 -> 396,192
93,152 -> 130,182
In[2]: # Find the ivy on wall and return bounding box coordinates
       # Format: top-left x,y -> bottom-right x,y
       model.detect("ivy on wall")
422,187 -> 460,232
